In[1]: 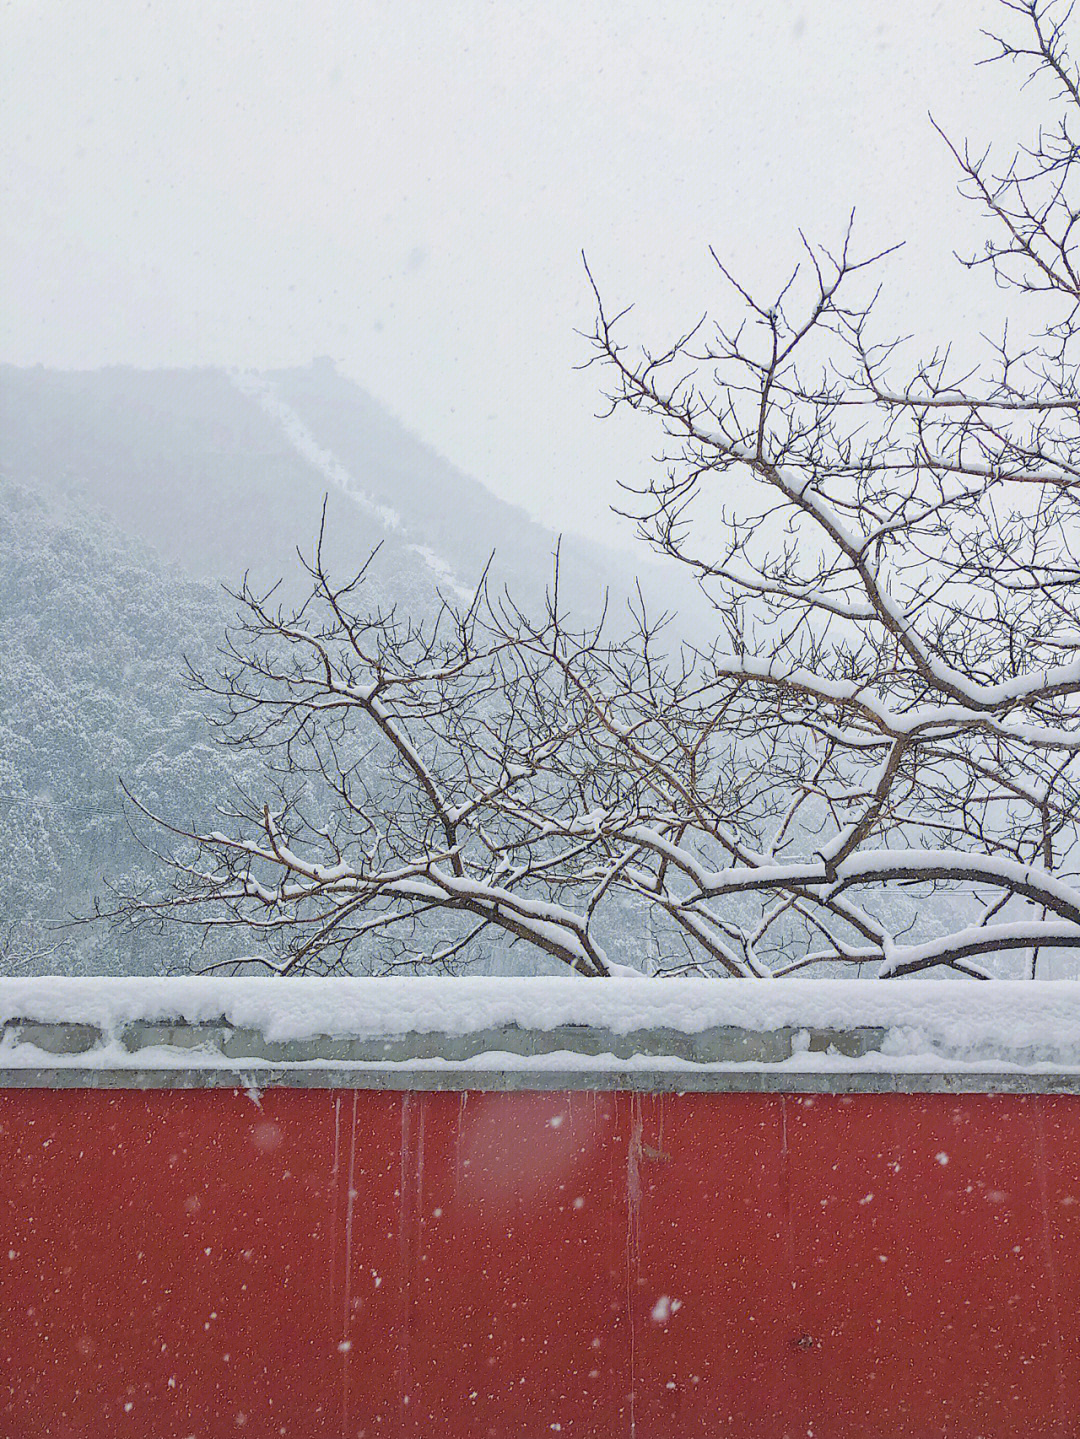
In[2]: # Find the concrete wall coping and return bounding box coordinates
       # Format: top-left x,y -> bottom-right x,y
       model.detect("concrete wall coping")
2,1014 -> 1080,1092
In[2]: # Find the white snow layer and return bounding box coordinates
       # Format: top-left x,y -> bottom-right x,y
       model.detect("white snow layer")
1,977 -> 1079,1068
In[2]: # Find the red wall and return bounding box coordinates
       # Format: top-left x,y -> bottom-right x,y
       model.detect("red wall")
2,1087 -> 1079,1438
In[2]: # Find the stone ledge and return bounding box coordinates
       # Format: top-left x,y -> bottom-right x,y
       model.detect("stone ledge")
2,1063 -> 1079,1093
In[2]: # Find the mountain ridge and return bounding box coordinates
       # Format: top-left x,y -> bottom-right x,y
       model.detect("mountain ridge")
0,359 -> 690,631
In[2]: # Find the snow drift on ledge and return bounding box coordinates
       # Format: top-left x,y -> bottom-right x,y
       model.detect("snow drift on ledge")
1,977 -> 1079,1067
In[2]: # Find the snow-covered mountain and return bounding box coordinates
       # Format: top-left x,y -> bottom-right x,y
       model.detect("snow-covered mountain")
0,359 -> 677,623
0,360 -> 706,976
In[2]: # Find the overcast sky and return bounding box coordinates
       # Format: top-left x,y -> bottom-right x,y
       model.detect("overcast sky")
1,0 -> 1042,546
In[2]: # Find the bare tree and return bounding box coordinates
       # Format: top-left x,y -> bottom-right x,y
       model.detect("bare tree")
117,0 -> 1080,978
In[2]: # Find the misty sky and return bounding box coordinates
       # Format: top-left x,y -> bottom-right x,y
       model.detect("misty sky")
2,0 -> 1041,546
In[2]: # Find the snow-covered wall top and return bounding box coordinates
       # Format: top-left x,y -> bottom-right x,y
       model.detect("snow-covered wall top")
0,974 -> 1077,1040
2,978 -> 1080,1087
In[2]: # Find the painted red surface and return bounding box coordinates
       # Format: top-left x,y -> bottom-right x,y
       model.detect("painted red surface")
2,1088 -> 1079,1438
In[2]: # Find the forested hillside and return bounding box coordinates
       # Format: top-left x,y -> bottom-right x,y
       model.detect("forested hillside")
0,482 -> 235,972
